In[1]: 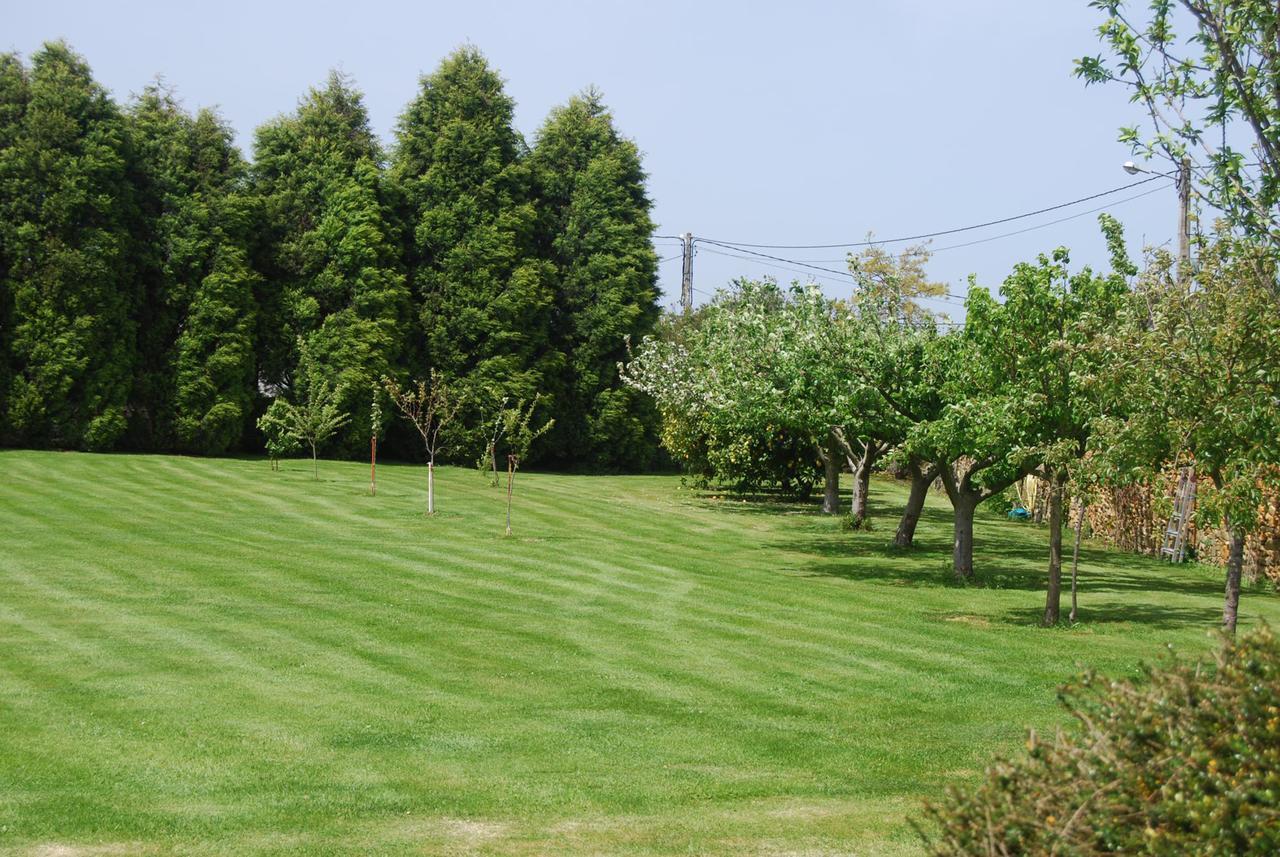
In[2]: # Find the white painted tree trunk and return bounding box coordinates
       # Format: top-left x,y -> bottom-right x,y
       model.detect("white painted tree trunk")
427,460 -> 435,515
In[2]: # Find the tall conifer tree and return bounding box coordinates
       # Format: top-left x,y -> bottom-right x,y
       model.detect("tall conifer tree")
1,42 -> 138,449
0,53 -> 30,436
392,47 -> 554,451
127,85 -> 259,453
251,72 -> 409,454
530,89 -> 661,469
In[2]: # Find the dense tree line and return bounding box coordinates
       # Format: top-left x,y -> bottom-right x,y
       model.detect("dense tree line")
624,220 -> 1280,633
0,41 -> 662,468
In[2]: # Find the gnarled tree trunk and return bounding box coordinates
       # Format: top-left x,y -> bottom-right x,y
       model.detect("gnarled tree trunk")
820,428 -> 840,515
939,458 -> 1033,581
847,441 -> 882,529
951,491 -> 978,580
894,459 -> 937,548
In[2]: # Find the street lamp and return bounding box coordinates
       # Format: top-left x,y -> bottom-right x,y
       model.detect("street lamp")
1123,158 -> 1191,279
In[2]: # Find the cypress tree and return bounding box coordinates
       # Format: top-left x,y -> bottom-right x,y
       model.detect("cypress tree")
127,85 -> 258,453
1,42 -> 138,450
391,47 -> 554,452
530,89 -> 661,469
251,72 -> 409,455
0,53 -> 30,437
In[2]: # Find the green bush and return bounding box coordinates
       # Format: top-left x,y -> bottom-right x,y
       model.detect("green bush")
917,625 -> 1280,855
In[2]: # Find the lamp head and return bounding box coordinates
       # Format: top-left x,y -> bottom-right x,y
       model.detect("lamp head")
1122,161 -> 1141,175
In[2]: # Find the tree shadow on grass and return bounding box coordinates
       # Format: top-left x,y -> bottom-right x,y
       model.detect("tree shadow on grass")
695,481 -> 1229,613
998,601 -> 1222,630
770,498 -> 1227,601
689,493 -> 826,518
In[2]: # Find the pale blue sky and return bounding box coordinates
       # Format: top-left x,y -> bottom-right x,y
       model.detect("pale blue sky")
5,1 -> 1177,313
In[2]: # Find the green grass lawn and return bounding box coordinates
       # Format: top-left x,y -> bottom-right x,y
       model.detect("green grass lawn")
1,450 -> 1275,855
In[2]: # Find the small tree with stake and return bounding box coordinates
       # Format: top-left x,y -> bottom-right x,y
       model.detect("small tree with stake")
476,395 -> 510,488
369,384 -> 382,496
383,371 -> 461,515
498,395 -> 554,536
256,342 -> 350,480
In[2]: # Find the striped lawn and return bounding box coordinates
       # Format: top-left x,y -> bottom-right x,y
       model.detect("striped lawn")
0,450 -> 1275,855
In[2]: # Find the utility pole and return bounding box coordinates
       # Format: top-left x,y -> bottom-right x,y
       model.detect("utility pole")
680,232 -> 693,310
1123,157 -> 1193,281
1177,155 -> 1191,284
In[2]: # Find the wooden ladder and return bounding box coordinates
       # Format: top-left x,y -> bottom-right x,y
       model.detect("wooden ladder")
1160,467 -> 1196,563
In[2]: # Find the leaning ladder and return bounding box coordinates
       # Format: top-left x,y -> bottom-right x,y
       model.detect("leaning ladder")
1161,467 -> 1196,563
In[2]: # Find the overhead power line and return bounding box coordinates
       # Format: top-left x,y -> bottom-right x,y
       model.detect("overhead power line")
698,246 -> 853,286
929,182 -> 1173,253
697,174 -> 1167,250
696,237 -> 853,279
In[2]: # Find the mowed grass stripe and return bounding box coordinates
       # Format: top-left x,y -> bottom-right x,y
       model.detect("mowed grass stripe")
2,450 -> 1277,854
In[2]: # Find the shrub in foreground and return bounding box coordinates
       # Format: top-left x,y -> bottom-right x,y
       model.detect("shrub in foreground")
917,625 -> 1280,855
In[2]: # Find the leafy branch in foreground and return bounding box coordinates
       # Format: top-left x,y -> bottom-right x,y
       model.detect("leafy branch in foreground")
917,624 -> 1280,855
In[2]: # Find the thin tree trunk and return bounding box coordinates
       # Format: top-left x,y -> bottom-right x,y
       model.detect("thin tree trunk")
427,459 -> 435,515
894,461 -> 934,548
1223,521 -> 1245,635
505,455 -> 515,536
1032,478 -> 1048,524
952,491 -> 978,581
370,435 -> 377,496
1041,478 -> 1065,626
312,443 -> 318,479
821,428 -> 840,515
1069,498 -> 1084,623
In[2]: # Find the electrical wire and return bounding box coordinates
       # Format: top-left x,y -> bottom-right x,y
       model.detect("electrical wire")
697,174 -> 1167,250
697,246 -> 853,286
696,237 -> 854,279
929,182 -> 1173,253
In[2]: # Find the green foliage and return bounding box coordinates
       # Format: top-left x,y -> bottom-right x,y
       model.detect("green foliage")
622,281 -> 836,495
918,624 -> 1280,856
127,84 -> 258,454
1105,231 -> 1280,530
0,42 -> 139,450
392,47 -> 554,453
530,89 -> 661,470
0,53 -> 30,431
499,394 -> 554,466
1088,228 -> 1280,628
256,340 -> 350,477
251,71 -> 408,455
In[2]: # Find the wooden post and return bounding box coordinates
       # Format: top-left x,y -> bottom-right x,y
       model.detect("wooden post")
427,460 -> 435,515
505,454 -> 516,536
1178,155 -> 1191,284
1070,497 -> 1085,623
680,232 -> 694,310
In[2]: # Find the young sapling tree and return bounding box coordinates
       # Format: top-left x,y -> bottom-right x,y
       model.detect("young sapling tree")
369,384 -> 382,496
499,395 -> 554,536
256,342 -> 350,479
383,371 -> 461,515
475,394 -> 509,488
